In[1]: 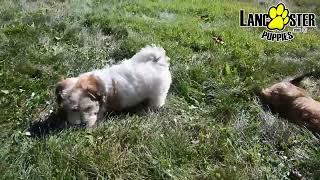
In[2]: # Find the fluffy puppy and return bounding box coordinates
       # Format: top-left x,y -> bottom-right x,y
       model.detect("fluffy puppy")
261,79 -> 320,133
56,45 -> 172,128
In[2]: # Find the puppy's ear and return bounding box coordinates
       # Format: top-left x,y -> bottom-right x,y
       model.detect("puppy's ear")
56,78 -> 77,105
79,75 -> 106,102
55,79 -> 68,105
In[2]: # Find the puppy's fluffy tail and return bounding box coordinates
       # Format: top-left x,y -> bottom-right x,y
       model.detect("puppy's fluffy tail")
131,44 -> 169,67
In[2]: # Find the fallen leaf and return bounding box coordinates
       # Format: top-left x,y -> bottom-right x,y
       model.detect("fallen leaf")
97,136 -> 103,140
25,132 -> 31,136
191,140 -> 199,144
199,13 -> 209,21
213,36 -> 224,45
1,90 -> 9,94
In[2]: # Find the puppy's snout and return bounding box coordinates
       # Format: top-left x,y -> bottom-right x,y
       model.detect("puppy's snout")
80,122 -> 87,127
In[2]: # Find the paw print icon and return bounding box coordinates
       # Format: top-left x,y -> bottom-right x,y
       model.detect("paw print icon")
267,3 -> 289,30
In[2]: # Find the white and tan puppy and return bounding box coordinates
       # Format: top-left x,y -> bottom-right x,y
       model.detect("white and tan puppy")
56,45 -> 171,128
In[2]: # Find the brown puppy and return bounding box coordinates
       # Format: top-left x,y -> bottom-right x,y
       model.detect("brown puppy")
261,75 -> 320,133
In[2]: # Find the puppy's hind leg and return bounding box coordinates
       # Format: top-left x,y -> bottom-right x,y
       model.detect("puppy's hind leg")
149,93 -> 168,108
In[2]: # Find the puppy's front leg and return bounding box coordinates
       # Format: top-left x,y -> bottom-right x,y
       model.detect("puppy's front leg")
85,119 -> 97,128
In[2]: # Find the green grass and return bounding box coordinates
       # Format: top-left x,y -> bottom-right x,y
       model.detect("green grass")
1,0 -> 320,179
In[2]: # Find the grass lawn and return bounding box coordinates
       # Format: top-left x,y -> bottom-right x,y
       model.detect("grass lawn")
1,0 -> 320,179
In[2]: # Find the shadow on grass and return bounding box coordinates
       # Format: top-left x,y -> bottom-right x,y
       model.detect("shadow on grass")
28,109 -> 68,138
